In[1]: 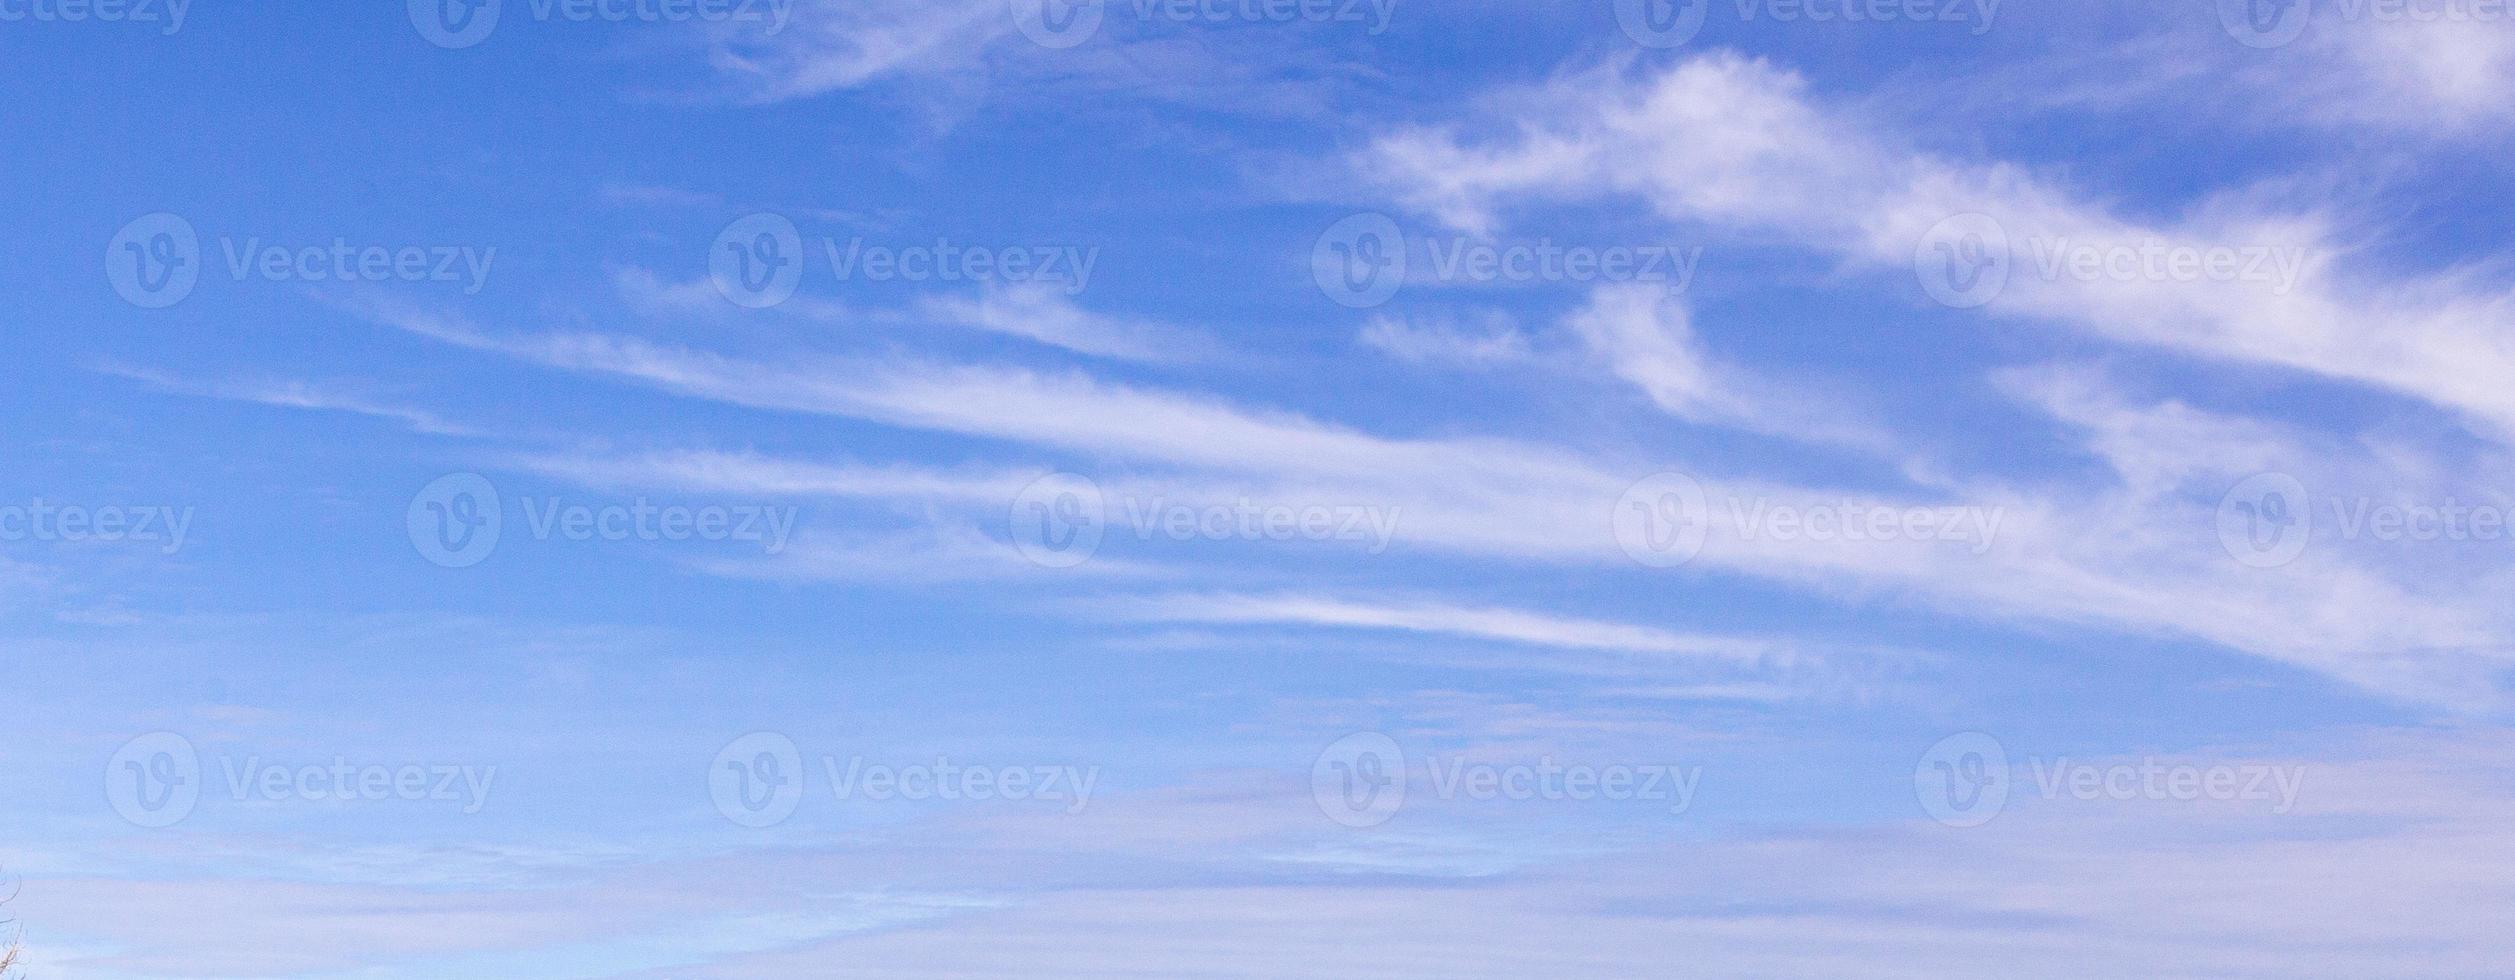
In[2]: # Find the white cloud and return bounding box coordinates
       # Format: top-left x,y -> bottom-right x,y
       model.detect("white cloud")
916,281 -> 1213,364
1357,309 -> 1531,367
1356,52 -> 2515,439
513,448 -> 1035,505
2336,16 -> 2515,130
98,363 -> 481,437
1563,283 -> 1888,451
1114,592 -> 1776,659
702,0 -> 1012,104
350,295 -> 2515,706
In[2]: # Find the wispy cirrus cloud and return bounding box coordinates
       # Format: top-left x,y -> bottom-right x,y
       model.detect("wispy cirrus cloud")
1355,52 -> 2515,439
916,281 -> 1217,364
1110,591 -> 1777,659
347,296 -> 2515,707
1563,283 -> 1890,452
97,363 -> 483,437
1357,308 -> 1532,367
701,0 -> 1014,104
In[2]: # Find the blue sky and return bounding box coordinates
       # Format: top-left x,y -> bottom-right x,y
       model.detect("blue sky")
6,0 -> 2515,975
